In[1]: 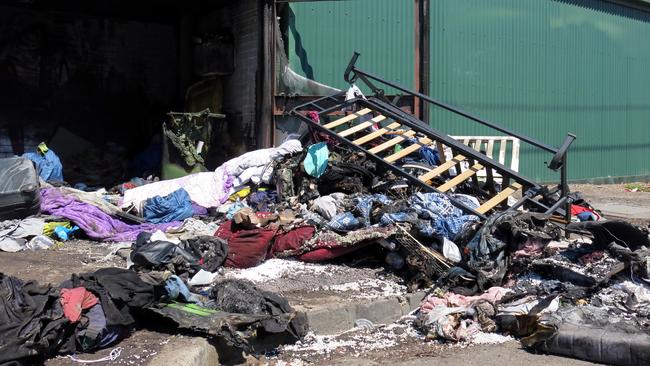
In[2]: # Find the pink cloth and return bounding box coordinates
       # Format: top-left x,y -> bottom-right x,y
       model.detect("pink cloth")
420,287 -> 509,313
60,287 -> 99,322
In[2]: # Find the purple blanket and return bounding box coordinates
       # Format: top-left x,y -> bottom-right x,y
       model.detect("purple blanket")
40,188 -> 181,242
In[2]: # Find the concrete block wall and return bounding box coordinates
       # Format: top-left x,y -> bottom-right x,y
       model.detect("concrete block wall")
222,0 -> 260,150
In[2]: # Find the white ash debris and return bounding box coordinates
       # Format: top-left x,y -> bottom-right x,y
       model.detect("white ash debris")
280,316 -> 424,356
322,278 -> 408,299
224,259 -> 332,283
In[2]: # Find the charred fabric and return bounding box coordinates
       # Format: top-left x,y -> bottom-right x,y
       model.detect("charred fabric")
1,73 -> 650,366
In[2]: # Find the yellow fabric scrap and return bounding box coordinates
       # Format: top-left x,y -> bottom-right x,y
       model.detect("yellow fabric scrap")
229,187 -> 251,201
43,221 -> 73,237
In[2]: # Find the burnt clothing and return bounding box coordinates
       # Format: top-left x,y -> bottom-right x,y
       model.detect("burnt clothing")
185,236 -> 228,272
0,274 -> 75,365
64,268 -> 158,327
210,279 -> 308,338
467,212 -> 560,290
130,233 -> 228,275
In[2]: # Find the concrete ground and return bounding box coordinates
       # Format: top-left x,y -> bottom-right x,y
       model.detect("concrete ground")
316,341 -> 598,366
572,183 -> 650,224
5,182 -> 644,365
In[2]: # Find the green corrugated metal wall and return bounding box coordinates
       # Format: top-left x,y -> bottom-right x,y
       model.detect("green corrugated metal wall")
286,0 -> 414,91
429,0 -> 650,182
288,0 -> 650,182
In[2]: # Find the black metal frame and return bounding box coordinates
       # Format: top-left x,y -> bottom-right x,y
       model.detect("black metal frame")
291,52 -> 576,222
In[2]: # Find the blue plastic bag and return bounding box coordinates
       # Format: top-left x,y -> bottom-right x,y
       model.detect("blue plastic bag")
23,148 -> 64,181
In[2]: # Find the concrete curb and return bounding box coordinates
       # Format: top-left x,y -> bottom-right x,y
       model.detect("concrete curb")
147,291 -> 427,365
148,337 -> 218,366
301,291 -> 426,334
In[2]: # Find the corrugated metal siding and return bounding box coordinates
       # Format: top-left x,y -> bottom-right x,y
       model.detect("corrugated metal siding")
429,0 -> 650,182
287,0 -> 414,92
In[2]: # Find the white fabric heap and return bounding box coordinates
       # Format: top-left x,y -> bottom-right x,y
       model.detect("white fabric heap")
0,217 -> 46,252
121,171 -> 223,212
226,139 -> 302,189
122,140 -> 302,212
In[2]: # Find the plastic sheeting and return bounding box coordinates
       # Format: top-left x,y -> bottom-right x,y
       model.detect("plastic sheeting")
0,217 -> 45,252
23,150 -> 63,181
0,157 -> 41,220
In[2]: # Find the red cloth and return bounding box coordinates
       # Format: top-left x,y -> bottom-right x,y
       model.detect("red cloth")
570,204 -> 601,220
60,287 -> 99,322
299,242 -> 372,262
270,226 -> 316,256
215,220 -> 277,268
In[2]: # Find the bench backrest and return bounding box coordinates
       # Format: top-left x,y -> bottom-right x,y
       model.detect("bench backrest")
451,136 -> 520,178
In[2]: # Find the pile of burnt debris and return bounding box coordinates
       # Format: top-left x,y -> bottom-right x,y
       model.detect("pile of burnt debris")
1,65 -> 649,365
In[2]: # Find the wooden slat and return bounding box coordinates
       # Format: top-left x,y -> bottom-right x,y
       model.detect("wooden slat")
472,140 -> 483,186
498,138 -> 507,166
352,122 -> 401,145
368,130 -> 416,154
486,140 -> 495,158
510,138 -> 520,171
384,138 -> 432,163
338,115 -> 386,137
437,163 -> 484,192
549,215 -> 570,225
476,183 -> 523,214
463,138 -> 470,146
323,108 -> 372,129
436,141 -> 446,163
418,155 -> 466,182
473,139 -> 482,152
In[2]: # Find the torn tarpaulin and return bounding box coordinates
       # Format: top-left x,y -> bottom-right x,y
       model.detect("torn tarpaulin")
0,217 -> 45,252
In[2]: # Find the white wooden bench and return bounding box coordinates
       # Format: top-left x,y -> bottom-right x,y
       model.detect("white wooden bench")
449,136 -> 520,181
